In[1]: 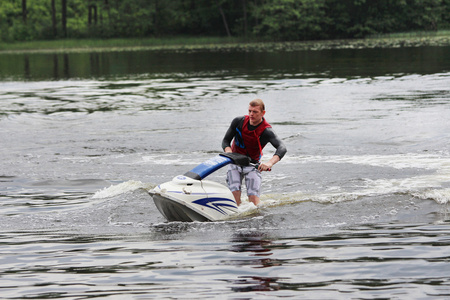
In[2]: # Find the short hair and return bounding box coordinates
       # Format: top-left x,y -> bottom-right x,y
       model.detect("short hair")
249,99 -> 265,112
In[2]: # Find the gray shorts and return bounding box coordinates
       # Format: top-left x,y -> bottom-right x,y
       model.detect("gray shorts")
226,164 -> 262,196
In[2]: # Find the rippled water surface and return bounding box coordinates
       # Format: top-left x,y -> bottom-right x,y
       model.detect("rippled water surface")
1,46 -> 449,299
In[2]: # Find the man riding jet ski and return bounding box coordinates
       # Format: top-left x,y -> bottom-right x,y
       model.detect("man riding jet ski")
149,153 -> 252,222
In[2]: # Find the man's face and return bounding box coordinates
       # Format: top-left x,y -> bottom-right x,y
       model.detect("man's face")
248,105 -> 265,125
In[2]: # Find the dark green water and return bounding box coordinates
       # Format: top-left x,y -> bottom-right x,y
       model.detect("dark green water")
1,46 -> 449,80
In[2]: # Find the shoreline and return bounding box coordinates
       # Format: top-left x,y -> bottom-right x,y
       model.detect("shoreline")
1,34 -> 450,55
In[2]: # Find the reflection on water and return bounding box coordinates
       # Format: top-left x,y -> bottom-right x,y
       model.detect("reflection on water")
231,276 -> 282,293
1,46 -> 449,81
231,232 -> 273,257
229,232 -> 283,292
227,222 -> 450,296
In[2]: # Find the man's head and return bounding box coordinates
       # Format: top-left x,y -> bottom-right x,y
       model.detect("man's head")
248,99 -> 266,125
249,99 -> 265,112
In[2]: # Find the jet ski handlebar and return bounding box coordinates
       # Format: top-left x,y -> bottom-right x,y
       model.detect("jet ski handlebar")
184,153 -> 271,181
219,153 -> 271,171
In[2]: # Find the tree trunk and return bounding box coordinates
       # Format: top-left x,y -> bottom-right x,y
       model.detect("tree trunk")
215,0 -> 231,37
104,0 -> 111,30
242,0 -> 248,37
154,0 -> 159,36
51,0 -> 57,37
22,0 -> 27,24
89,5 -> 98,26
62,0 -> 67,37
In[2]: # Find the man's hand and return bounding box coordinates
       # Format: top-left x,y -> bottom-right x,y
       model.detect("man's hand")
258,155 -> 281,172
258,162 -> 272,172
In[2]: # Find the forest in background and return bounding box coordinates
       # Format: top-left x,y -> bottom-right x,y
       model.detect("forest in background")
1,0 -> 450,43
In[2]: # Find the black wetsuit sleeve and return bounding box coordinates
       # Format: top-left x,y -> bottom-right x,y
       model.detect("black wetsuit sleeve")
260,127 -> 287,160
222,116 -> 244,150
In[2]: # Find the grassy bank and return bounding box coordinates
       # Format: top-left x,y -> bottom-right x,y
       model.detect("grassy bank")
1,31 -> 450,54
0,36 -> 247,54
0,36 -> 243,52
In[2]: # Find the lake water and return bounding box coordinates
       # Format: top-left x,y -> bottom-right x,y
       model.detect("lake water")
1,46 -> 449,299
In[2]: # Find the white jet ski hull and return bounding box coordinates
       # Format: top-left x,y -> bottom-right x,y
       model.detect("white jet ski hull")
150,175 -> 239,222
149,153 -> 253,222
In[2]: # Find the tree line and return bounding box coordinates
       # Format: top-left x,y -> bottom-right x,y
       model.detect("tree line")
1,0 -> 449,42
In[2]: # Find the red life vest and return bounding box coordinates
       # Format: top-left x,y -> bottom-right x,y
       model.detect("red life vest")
231,115 -> 272,162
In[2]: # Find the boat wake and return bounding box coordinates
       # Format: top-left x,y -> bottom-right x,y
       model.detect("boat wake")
92,180 -> 155,199
88,152 -> 449,226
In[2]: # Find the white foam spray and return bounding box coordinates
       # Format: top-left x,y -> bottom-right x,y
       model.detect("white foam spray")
92,180 -> 154,199
266,153 -> 450,205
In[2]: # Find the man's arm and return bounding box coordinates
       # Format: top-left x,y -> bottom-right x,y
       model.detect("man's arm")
222,116 -> 243,152
258,128 -> 287,171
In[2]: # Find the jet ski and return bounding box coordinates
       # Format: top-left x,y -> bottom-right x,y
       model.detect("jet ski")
149,153 -> 252,222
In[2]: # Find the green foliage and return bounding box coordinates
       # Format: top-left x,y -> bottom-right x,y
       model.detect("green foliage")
252,0 -> 329,40
0,0 -> 449,42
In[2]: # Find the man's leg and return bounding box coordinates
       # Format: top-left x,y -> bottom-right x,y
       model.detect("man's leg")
244,166 -> 262,206
232,190 -> 242,206
248,195 -> 260,206
227,165 -> 243,205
